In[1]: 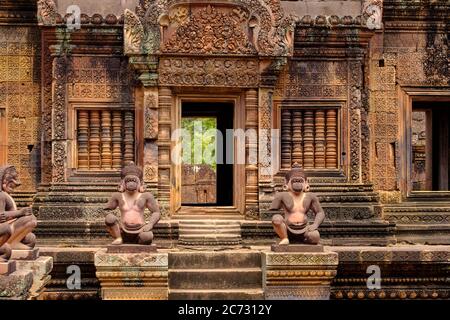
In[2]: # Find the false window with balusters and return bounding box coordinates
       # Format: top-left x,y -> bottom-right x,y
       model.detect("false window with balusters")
279,106 -> 340,171
75,108 -> 135,171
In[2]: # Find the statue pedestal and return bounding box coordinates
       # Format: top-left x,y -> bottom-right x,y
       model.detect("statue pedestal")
262,249 -> 339,300
94,248 -> 168,300
0,269 -> 33,300
0,260 -> 16,275
12,249 -> 53,300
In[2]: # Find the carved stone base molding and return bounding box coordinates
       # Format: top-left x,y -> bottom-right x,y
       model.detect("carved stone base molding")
262,251 -> 339,300
13,250 -> 53,300
0,266 -> 33,300
331,246 -> 450,300
94,249 -> 168,300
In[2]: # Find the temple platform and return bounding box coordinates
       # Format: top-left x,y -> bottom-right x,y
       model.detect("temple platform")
36,244 -> 450,300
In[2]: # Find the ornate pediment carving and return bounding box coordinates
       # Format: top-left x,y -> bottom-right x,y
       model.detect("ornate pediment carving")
37,0 -> 59,26
162,5 -> 257,55
125,0 -> 297,57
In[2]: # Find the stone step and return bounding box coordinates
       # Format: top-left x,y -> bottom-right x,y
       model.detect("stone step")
169,251 -> 261,269
180,228 -> 242,235
179,233 -> 241,238
169,289 -> 264,300
179,224 -> 241,229
179,220 -> 242,226
173,215 -> 243,220
169,268 -> 262,290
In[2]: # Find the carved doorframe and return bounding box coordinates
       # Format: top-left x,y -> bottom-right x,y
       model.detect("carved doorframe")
124,0 -> 296,218
170,93 -> 246,214
399,87 -> 450,198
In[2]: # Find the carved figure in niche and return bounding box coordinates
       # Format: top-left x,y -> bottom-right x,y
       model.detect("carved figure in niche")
0,165 -> 37,261
104,162 -> 160,245
270,163 -> 325,245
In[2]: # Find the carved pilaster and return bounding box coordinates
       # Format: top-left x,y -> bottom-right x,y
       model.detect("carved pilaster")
158,87 -> 172,217
51,56 -> 67,182
143,89 -> 159,186
245,89 -> 259,220
349,60 -> 363,182
258,89 -> 274,183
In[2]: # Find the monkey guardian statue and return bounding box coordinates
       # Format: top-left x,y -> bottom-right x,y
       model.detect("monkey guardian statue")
270,163 -> 325,245
104,162 -> 161,245
0,165 -> 37,262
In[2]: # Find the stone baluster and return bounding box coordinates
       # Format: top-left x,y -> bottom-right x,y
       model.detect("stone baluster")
314,110 -> 326,168
101,110 -> 112,169
89,110 -> 101,170
281,109 -> 292,169
303,111 -> 314,169
291,110 -> 303,167
123,111 -> 135,164
77,110 -> 89,170
326,109 -> 338,168
112,111 -> 122,169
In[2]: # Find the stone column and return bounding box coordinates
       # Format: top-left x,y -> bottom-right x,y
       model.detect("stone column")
262,250 -> 339,300
94,248 -> 169,300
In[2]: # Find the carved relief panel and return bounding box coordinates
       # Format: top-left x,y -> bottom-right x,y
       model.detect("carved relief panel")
125,0 -> 296,57
0,107 -> 6,166
0,26 -> 41,191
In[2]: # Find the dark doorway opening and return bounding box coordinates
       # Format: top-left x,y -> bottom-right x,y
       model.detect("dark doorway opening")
181,102 -> 234,206
411,101 -> 450,191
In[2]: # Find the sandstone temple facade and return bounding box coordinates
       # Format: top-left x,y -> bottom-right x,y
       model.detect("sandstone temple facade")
0,0 -> 449,300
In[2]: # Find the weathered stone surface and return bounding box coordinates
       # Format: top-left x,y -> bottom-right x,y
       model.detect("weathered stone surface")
15,256 -> 53,300
11,248 -> 40,260
106,244 -> 157,254
0,270 -> 33,300
38,247 -> 100,300
271,244 -> 324,253
0,260 -> 16,275
331,245 -> 450,300
95,249 -> 168,300
168,251 -> 263,300
262,251 -> 339,300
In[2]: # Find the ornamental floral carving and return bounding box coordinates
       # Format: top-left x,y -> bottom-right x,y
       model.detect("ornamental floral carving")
158,57 -> 259,87
125,0 -> 297,57
37,0 -> 59,26
162,5 -> 256,55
